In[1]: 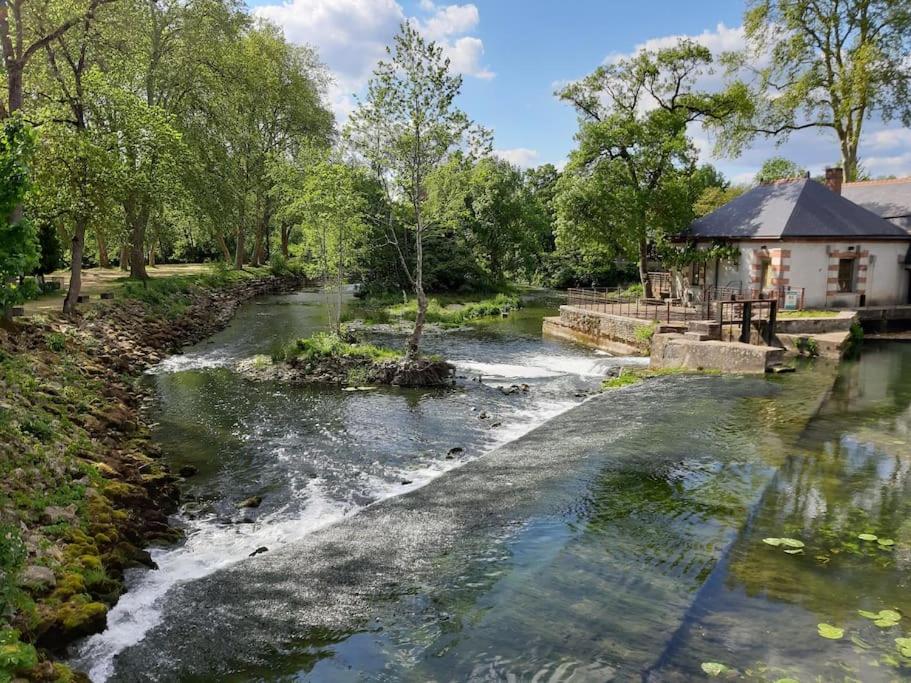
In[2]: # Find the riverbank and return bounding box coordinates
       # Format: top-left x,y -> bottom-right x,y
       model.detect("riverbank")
0,268 -> 302,680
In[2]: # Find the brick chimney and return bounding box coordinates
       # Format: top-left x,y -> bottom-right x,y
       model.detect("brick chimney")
825,167 -> 843,195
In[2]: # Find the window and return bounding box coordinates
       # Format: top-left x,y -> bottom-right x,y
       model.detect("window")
837,258 -> 856,292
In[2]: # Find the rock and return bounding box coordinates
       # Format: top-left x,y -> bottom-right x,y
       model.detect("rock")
478,411 -> 488,420
20,565 -> 56,591
237,495 -> 262,509
490,422 -> 502,428
447,447 -> 464,457
41,504 -> 77,525
178,465 -> 198,478
248,546 -> 268,557
401,479 -> 413,485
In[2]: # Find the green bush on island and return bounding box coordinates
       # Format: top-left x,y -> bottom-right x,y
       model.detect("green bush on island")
274,332 -> 402,364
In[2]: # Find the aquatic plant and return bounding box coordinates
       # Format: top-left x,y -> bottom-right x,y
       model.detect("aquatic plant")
817,623 -> 844,639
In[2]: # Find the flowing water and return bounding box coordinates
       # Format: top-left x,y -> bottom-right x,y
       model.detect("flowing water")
72,289 -> 911,682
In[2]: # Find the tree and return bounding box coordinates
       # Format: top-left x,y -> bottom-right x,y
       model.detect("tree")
272,149 -> 366,332
557,40 -> 748,296
346,22 -> 484,358
724,0 -> 911,181
755,156 -> 806,183
0,116 -> 38,313
0,0 -> 113,118
427,155 -> 547,282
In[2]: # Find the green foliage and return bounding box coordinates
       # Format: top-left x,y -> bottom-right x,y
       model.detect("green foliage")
277,333 -> 401,364
0,527 -> 27,622
0,628 -> 38,677
0,117 -> 39,313
722,0 -> 911,180
661,241 -> 741,268
756,157 -> 807,183
634,323 -> 656,344
556,41 -> 747,290
384,293 -> 521,326
796,336 -> 820,357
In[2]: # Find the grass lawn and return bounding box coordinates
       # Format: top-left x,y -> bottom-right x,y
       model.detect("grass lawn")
24,264 -> 259,314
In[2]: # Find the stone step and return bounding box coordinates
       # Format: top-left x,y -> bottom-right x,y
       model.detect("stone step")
687,320 -> 721,340
684,331 -> 711,341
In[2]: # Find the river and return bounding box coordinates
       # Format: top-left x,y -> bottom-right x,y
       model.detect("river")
72,288 -> 911,682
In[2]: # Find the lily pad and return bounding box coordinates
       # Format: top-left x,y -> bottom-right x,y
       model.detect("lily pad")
896,637 -> 911,657
701,662 -> 728,676
858,609 -> 901,627
818,623 -> 844,640
774,679 -> 799,683
780,538 -> 805,548
877,538 -> 895,547
858,533 -> 879,542
784,548 -> 803,555
763,538 -> 783,547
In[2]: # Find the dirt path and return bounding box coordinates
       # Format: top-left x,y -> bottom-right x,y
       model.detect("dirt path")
25,264 -> 213,314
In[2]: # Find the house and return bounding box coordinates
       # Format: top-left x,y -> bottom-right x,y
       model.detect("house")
842,176 -> 911,234
681,168 -> 911,309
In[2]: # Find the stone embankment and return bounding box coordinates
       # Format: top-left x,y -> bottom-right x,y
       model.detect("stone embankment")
0,273 -> 301,679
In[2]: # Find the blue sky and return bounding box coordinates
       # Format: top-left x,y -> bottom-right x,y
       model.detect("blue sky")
250,0 -> 911,182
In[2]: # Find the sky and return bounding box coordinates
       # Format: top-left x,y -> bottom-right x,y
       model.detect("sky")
248,0 -> 911,184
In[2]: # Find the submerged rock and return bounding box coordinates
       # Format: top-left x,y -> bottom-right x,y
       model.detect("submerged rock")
248,546 -> 268,557
178,465 -> 199,478
237,496 -> 263,509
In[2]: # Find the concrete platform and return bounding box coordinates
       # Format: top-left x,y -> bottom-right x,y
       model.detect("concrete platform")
650,333 -> 784,374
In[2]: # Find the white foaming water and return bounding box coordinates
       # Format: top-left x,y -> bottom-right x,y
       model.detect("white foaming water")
453,353 -> 647,380
147,349 -> 234,374
75,478 -> 348,682
78,348 -> 638,681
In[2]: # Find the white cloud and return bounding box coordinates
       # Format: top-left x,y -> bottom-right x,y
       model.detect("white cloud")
443,36 -> 494,80
493,147 -> 540,169
603,22 -> 746,64
414,2 -> 479,40
255,0 -> 493,122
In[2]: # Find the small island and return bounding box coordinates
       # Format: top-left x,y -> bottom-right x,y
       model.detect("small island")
238,332 -> 455,388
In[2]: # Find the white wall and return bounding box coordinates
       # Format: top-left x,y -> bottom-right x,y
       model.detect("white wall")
703,240 -> 910,308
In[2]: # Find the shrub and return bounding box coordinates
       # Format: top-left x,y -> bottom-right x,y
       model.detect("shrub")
46,332 -> 67,352
279,333 -> 401,364
634,323 -> 656,344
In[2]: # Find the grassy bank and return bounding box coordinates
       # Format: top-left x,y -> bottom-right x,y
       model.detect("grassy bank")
1,266 -> 296,681
348,291 -> 521,327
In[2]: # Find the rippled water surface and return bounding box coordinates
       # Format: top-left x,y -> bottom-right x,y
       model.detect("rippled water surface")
72,289 -> 911,682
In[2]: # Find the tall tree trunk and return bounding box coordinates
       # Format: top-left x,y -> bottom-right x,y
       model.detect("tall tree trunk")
96,231 -> 110,268
119,243 -> 129,271
125,198 -> 149,280
234,226 -> 244,269
841,140 -> 859,182
217,233 -> 231,262
280,223 -> 290,258
62,216 -> 87,314
639,237 -> 652,299
406,219 -> 427,359
252,225 -> 264,267
148,243 -> 156,267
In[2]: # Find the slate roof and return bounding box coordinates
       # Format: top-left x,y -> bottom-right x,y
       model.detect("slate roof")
843,177 -> 911,217
688,178 -> 910,240
842,178 -> 911,234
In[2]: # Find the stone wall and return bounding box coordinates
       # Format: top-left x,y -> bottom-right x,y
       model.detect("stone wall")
650,333 -> 783,374
552,305 -> 654,353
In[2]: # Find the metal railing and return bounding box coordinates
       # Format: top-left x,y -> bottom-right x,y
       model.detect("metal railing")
565,285 -> 786,341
